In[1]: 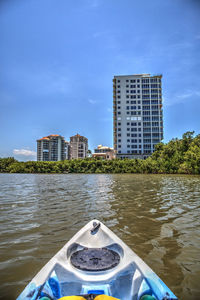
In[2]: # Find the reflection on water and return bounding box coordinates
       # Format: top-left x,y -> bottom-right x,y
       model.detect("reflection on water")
0,174 -> 200,300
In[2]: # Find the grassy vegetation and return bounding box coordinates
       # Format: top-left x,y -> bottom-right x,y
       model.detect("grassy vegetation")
1,132 -> 200,175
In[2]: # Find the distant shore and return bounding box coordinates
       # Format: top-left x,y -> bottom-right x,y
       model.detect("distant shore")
1,132 -> 199,175
0,133 -> 199,175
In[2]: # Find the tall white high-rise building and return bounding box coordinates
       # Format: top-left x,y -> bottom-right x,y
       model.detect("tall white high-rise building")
113,74 -> 163,159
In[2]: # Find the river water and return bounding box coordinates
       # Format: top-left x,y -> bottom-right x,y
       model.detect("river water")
0,173 -> 200,300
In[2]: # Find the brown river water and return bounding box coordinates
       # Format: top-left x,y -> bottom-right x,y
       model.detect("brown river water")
0,173 -> 200,300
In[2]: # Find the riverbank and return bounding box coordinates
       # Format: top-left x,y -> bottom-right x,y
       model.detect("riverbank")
1,131 -> 199,174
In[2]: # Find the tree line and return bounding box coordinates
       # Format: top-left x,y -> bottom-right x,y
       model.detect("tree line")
0,132 -> 199,174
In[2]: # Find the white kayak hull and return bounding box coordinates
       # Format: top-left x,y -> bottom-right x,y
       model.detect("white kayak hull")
17,220 -> 177,300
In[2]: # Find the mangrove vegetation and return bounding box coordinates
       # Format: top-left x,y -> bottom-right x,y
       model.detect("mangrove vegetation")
0,131 -> 200,174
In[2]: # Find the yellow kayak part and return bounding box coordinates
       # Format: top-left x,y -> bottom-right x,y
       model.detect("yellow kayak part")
58,296 -> 120,300
58,297 -> 86,300
95,296 -> 120,300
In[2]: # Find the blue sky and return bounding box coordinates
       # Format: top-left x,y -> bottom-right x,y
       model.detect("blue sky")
0,0 -> 200,161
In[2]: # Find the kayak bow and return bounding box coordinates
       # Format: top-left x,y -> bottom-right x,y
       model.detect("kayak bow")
17,220 -> 177,300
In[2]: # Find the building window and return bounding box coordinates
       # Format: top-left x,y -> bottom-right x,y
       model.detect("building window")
142,89 -> 150,94
131,111 -> 136,115
142,84 -> 149,89
151,89 -> 158,94
117,96 -> 121,99
152,122 -> 159,126
126,95 -> 129,98
130,79 -> 136,83
152,111 -> 159,115
143,111 -> 150,115
142,95 -> 150,99
143,116 -> 150,121
117,80 -> 120,82
152,116 -> 159,121
126,79 -> 129,82
126,85 -> 129,88
142,78 -> 149,83
117,85 -> 120,88
143,100 -> 150,105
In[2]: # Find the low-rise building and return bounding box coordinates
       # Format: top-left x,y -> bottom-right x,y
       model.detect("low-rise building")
93,145 -> 115,160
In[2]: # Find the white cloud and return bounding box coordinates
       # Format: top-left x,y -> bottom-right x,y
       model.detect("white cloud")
165,90 -> 200,106
13,149 -> 36,157
88,99 -> 97,104
177,91 -> 200,99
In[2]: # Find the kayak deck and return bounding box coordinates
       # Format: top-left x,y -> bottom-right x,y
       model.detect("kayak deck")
17,220 -> 177,300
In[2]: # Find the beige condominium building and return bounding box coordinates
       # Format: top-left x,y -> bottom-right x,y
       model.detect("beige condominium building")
37,134 -> 68,161
93,145 -> 115,160
70,134 -> 88,159
113,74 -> 163,159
